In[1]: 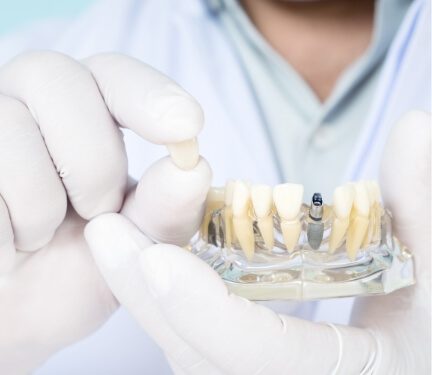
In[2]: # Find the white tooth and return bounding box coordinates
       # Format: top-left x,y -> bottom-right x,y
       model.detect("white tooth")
329,184 -> 354,253
251,185 -> 274,249
224,180 -> 235,248
362,181 -> 382,247
353,181 -> 370,217
366,181 -> 381,204
273,183 -> 304,220
166,138 -> 199,170
200,187 -> 224,239
232,180 -> 250,216
346,182 -> 370,260
232,181 -> 255,259
274,183 -> 304,252
225,180 -> 235,206
251,185 -> 273,217
333,184 -> 355,219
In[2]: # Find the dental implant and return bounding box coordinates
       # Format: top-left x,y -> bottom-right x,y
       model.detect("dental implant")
307,193 -> 324,250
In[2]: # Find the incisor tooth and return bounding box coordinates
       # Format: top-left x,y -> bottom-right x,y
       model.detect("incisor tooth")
329,184 -> 354,253
224,180 -> 235,248
166,138 -> 199,170
274,183 -> 303,252
346,182 -> 370,260
273,184 -> 303,220
232,181 -> 255,259
251,185 -> 274,250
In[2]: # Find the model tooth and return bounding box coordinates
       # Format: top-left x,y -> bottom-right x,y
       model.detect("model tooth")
273,183 -> 304,220
251,184 -> 274,250
346,182 -> 370,260
224,180 -> 235,248
232,181 -> 255,260
166,138 -> 199,170
362,181 -> 382,247
274,183 -> 304,252
329,184 -> 354,252
201,187 -> 225,239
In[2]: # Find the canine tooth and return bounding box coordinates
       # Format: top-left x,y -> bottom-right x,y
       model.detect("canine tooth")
346,182 -> 370,260
224,180 -> 235,248
274,183 -> 304,252
251,185 -> 274,249
232,181 -> 255,259
329,184 -> 354,252
166,138 -> 199,170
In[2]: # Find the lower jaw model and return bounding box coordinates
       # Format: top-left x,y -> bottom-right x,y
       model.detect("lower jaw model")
188,180 -> 415,301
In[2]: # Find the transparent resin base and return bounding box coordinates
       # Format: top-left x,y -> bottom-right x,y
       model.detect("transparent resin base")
188,206 -> 415,301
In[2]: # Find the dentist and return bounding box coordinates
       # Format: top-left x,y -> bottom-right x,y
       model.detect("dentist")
0,0 -> 430,373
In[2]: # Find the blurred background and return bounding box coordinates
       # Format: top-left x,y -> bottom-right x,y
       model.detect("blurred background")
0,0 -> 94,34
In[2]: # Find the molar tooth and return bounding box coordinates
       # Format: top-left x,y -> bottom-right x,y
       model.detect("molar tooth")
346,182 -> 370,260
232,181 -> 255,259
274,183 -> 304,252
329,184 -> 354,253
166,138 -> 199,170
251,184 -> 274,250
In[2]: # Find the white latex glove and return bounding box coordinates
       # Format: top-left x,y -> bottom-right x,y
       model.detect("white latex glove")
86,111 -> 431,375
0,51 -> 211,374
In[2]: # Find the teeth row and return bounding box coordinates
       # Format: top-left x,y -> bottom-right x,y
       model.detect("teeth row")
205,180 -> 381,261
220,180 -> 304,260
331,181 -> 382,260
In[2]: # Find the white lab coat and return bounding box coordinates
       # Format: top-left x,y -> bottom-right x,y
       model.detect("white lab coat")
0,0 -> 430,373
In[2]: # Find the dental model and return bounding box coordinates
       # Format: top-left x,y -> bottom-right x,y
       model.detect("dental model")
193,179 -> 414,301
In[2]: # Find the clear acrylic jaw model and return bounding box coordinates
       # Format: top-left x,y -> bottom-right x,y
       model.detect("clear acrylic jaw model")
187,182 -> 415,301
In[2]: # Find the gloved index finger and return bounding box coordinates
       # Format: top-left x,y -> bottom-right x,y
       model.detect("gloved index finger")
0,51 -> 128,220
84,53 -> 204,169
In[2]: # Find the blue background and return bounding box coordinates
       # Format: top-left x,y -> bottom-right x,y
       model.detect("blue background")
0,0 -> 95,34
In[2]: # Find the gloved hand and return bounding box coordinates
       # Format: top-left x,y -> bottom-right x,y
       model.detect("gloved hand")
86,111 -> 431,374
0,51 -> 211,374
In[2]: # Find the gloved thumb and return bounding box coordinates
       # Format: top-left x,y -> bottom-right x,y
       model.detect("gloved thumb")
122,155 -> 212,245
119,235 -> 379,374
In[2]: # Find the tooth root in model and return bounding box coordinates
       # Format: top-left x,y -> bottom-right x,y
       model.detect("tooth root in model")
200,187 -> 225,239
346,182 -> 370,260
273,183 -> 304,252
251,184 -> 274,250
329,184 -> 355,253
232,181 -> 255,260
224,180 -> 235,248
